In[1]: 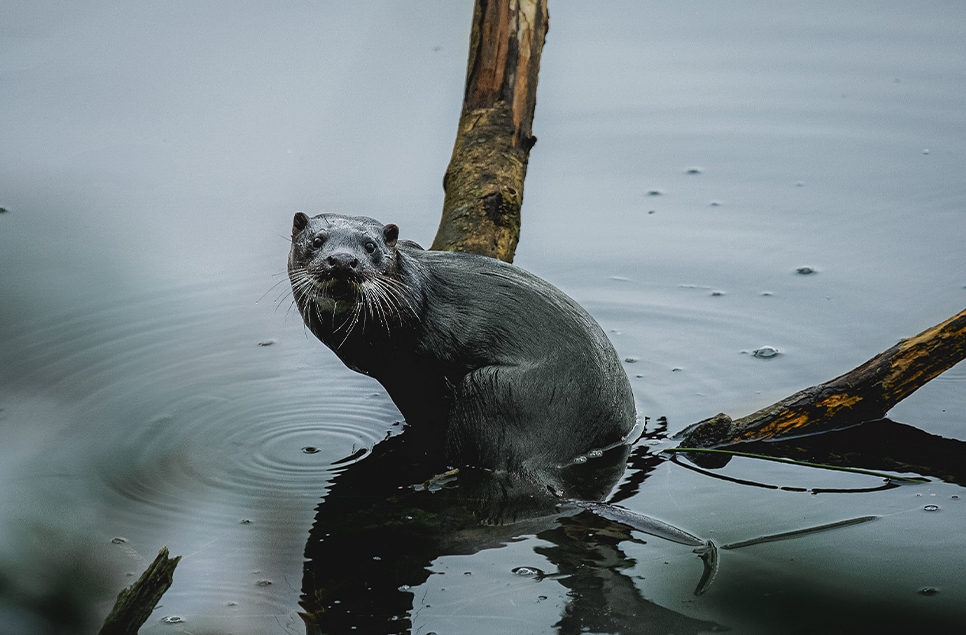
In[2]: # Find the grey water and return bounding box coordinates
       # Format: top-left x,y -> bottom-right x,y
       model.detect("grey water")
2,1 -> 965,633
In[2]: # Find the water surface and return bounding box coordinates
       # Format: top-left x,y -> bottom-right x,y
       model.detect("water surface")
2,2 -> 965,633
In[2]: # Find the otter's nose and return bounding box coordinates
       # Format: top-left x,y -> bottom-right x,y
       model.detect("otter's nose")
326,252 -> 359,272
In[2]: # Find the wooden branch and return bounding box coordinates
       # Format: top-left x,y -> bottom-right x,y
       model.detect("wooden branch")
98,547 -> 180,635
680,307 -> 966,449
430,0 -> 549,263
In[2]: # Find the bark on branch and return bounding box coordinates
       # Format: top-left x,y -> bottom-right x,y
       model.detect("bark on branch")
98,547 -> 180,635
430,0 -> 549,263
680,307 -> 966,449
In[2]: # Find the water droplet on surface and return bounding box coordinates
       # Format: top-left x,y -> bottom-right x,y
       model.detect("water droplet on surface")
952,495 -> 959,500
710,290 -> 724,296
647,189 -> 663,196
686,167 -> 703,174
161,616 -> 184,624
240,519 -> 253,525
918,587 -> 940,596
647,210 -> 656,214
624,357 -> 639,363
226,601 -> 237,606
796,267 -> 816,275
111,537 -> 128,544
923,504 -> 940,512
538,595 -> 548,601
671,367 -> 682,372
922,148 -> 930,154
752,346 -> 780,359
257,340 -> 276,347
302,446 -> 321,454
512,566 -> 544,577
255,579 -> 273,586
709,200 -> 722,207
761,291 -> 773,296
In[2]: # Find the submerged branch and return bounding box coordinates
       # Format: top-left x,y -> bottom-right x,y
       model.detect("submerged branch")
680,307 -> 966,449
98,547 -> 180,635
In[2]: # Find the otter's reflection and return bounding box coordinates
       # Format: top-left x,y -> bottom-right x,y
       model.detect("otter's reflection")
300,423 -> 719,634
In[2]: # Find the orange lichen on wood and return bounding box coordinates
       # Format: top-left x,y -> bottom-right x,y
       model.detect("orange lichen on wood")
682,307 -> 966,448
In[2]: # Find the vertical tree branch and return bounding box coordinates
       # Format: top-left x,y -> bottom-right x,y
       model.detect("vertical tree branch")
431,0 -> 549,262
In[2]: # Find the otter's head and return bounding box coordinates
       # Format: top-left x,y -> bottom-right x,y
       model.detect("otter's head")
288,212 -> 418,342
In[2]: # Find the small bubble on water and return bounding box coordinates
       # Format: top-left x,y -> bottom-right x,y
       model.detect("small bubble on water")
538,595 -> 548,601
255,579 -> 273,587
572,455 -> 588,464
761,291 -> 773,296
0,206 -> 8,213
952,495 -> 959,500
647,210 -> 656,214
923,504 -> 940,512
624,357 -> 639,363
240,519 -> 253,525
686,167 -> 703,174
302,446 -> 321,454
709,200 -> 722,207
796,267 -> 816,275
918,587 -> 940,596
257,339 -> 276,347
587,449 -> 603,459
647,189 -> 663,196
710,290 -> 724,296
226,601 -> 237,606
922,149 -> 930,155
398,584 -> 411,591
111,537 -> 128,544
161,616 -> 184,624
795,181 -> 805,187
753,346 -> 780,359
671,367 -> 682,372
512,566 -> 544,577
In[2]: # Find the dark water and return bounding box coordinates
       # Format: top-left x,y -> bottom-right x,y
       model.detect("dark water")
2,2 -> 965,633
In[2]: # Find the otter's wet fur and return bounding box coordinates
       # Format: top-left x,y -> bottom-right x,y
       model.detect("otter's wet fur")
288,212 -> 636,489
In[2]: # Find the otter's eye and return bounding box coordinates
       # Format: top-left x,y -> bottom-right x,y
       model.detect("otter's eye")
363,241 -> 376,253
312,236 -> 324,249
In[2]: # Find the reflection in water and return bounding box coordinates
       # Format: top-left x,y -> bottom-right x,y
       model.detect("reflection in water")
746,418 -> 966,487
300,423 -> 721,634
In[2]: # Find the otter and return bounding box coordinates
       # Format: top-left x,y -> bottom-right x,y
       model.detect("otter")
288,212 -> 636,488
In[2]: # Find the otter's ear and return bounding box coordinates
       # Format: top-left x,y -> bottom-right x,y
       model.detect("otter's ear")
292,212 -> 309,237
383,223 -> 399,247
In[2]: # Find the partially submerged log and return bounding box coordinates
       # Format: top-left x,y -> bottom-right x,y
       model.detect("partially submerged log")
430,0 -> 549,263
680,307 -> 966,449
98,547 -> 180,635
